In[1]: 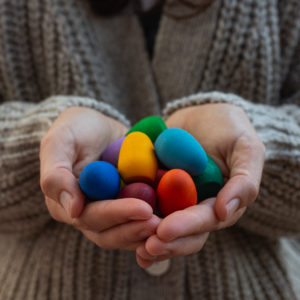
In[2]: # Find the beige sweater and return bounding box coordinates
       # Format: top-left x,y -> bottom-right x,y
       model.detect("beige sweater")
0,0 -> 300,299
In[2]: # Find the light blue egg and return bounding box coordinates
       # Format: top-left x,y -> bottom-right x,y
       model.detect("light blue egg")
79,161 -> 120,201
154,128 -> 208,176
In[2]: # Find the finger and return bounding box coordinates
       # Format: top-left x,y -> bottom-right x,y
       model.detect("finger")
73,198 -> 154,232
136,243 -> 158,261
40,129 -> 85,218
136,254 -> 155,269
136,243 -> 171,265
80,215 -> 160,250
45,196 -> 73,224
136,244 -> 174,265
156,198 -> 246,242
215,134 -> 265,221
145,232 -> 210,257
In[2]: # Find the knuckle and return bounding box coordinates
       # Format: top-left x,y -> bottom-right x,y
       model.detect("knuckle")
241,135 -> 265,159
239,135 -> 257,153
45,198 -> 62,222
246,180 -> 259,204
40,172 -> 54,195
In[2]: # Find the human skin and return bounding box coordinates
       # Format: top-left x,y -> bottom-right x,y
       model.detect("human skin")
40,104 -> 265,263
40,107 -> 159,251
136,103 -> 265,268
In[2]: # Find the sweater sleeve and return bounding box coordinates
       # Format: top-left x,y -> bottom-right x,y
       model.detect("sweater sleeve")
0,96 -> 130,236
163,91 -> 300,238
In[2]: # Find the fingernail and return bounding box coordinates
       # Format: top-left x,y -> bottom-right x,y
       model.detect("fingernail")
60,191 -> 72,217
226,198 -> 240,219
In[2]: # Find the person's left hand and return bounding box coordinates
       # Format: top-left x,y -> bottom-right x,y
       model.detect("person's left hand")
136,103 -> 265,268
136,197 -> 245,268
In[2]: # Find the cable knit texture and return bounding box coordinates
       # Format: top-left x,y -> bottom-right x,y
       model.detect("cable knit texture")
0,0 -> 299,299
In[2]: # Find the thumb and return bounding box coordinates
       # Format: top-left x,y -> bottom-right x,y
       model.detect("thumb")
40,130 -> 85,219
215,134 -> 265,221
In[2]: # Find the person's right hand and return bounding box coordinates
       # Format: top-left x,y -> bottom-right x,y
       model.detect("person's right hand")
40,107 -> 159,250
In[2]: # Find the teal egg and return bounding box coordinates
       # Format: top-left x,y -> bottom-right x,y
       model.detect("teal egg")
193,156 -> 223,202
154,128 -> 208,176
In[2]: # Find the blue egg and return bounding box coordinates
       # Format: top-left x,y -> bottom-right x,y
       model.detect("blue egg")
79,161 -> 120,201
154,128 -> 208,176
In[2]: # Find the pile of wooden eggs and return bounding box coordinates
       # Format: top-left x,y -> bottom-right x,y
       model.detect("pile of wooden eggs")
79,116 -> 223,216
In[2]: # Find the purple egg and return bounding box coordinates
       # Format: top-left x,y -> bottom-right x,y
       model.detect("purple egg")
100,136 -> 125,167
118,182 -> 156,210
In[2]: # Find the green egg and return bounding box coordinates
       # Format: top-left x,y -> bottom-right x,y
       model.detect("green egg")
126,116 -> 167,143
193,156 -> 223,202
119,178 -> 126,190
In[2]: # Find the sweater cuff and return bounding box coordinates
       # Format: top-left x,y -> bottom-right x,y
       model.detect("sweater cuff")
163,91 -> 262,123
41,95 -> 131,128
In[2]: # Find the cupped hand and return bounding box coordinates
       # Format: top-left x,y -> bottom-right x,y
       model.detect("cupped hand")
40,107 -> 159,250
136,103 -> 265,267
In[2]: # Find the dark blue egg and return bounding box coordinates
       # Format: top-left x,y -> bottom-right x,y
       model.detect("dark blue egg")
154,128 -> 208,176
79,161 -> 120,200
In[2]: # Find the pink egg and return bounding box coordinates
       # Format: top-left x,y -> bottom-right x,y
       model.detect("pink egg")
118,182 -> 156,210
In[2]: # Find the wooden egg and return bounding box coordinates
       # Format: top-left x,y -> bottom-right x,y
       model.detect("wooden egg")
119,178 -> 126,190
126,116 -> 167,143
193,156 -> 223,202
118,182 -> 156,210
157,169 -> 197,216
79,161 -> 120,201
155,128 -> 208,176
153,169 -> 168,189
118,132 -> 158,184
100,136 -> 125,167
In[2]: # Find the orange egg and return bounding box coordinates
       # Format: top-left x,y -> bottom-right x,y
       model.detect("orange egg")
157,169 -> 197,216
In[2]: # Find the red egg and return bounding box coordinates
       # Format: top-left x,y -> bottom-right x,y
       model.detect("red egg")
118,182 -> 156,210
157,169 -> 197,216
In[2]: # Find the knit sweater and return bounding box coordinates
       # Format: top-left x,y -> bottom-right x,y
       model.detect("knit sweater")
0,0 -> 300,299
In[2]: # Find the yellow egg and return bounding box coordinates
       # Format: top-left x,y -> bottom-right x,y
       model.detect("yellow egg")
118,132 -> 158,183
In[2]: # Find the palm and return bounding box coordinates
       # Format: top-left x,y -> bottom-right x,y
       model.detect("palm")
50,107 -> 127,178
135,103 -> 265,267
